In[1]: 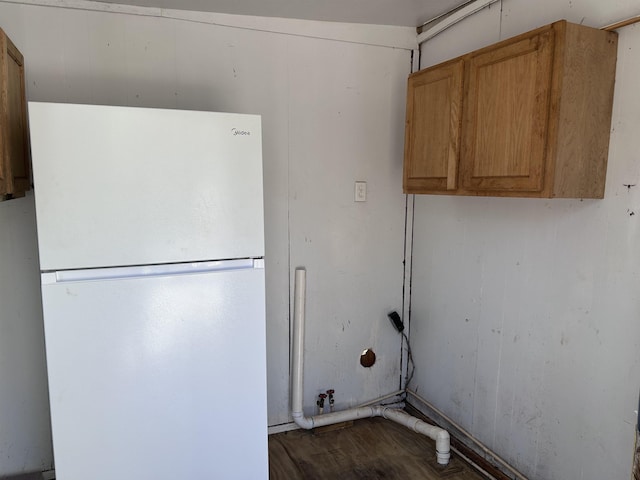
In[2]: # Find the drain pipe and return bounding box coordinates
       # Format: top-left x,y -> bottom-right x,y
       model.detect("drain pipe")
291,267 -> 450,465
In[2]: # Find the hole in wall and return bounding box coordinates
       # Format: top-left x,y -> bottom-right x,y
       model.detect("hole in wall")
360,348 -> 376,368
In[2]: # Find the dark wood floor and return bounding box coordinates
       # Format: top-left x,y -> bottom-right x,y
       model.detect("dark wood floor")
269,417 -> 488,480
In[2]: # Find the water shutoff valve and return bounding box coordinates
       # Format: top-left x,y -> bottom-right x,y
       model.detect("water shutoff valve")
317,393 -> 327,414
327,389 -> 335,412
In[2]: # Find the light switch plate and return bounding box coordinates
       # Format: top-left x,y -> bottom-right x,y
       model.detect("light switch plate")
355,181 -> 367,202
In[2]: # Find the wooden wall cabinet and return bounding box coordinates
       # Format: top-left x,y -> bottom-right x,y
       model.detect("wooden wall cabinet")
404,20 -> 618,198
0,28 -> 30,199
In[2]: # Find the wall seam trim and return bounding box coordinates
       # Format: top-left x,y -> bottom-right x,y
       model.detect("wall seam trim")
417,0 -> 500,46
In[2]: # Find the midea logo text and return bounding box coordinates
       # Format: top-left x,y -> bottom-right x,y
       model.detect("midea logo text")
231,128 -> 251,136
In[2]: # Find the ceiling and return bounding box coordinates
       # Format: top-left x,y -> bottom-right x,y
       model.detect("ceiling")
97,0 -> 466,27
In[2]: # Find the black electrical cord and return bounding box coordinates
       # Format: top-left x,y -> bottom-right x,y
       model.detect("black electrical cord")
388,311 -> 416,389
401,330 -> 415,388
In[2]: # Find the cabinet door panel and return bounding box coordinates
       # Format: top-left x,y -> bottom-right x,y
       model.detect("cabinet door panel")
0,29 -> 29,198
404,60 -> 463,193
461,29 -> 554,192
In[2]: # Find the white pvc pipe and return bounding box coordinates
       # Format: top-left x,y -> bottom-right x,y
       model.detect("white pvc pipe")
356,389 -> 405,408
416,0 -> 500,46
380,408 -> 451,465
407,389 -> 527,479
292,267 -> 450,465
291,268 -> 309,428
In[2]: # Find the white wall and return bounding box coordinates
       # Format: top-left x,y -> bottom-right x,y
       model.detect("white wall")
411,1 -> 640,479
0,0 -> 412,455
0,193 -> 53,476
287,36 -> 409,413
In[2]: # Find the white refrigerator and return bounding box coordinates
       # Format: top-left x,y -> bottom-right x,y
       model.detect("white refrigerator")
28,102 -> 268,480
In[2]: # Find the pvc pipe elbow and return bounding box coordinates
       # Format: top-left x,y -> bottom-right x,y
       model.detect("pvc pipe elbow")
291,268 -> 451,466
435,430 -> 451,465
292,411 -> 314,430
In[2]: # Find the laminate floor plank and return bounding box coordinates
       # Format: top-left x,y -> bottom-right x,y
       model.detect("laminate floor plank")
269,417 -> 487,479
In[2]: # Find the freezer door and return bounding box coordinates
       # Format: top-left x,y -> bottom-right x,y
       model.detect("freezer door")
42,262 -> 267,480
29,102 -> 264,271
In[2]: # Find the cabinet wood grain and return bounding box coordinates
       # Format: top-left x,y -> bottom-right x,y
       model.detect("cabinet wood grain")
404,59 -> 463,193
461,28 -> 554,193
404,20 -> 618,198
0,28 -> 30,198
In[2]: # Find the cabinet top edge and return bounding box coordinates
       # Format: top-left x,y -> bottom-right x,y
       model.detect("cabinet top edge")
408,57 -> 463,80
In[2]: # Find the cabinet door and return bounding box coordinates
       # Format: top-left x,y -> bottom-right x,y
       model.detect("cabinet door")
0,29 -> 30,197
404,59 -> 463,193
460,28 -> 554,193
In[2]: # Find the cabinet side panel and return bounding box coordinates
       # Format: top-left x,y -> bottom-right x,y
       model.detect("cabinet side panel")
6,58 -> 25,178
403,76 -> 415,191
6,38 -> 29,197
553,23 -> 618,198
0,30 -> 8,195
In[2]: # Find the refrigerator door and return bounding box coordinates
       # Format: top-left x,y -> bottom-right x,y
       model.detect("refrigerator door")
41,260 -> 268,480
29,102 -> 264,271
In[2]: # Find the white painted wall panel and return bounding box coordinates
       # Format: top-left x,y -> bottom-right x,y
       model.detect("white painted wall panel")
414,2 -> 640,479
419,3 -> 501,67
288,36 -> 409,413
500,0 -> 640,38
0,194 -> 53,476
0,0 -> 411,443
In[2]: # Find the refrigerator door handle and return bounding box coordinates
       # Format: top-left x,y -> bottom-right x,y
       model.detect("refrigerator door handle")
42,258 -> 263,285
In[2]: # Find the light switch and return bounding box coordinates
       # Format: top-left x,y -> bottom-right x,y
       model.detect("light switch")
355,181 -> 367,202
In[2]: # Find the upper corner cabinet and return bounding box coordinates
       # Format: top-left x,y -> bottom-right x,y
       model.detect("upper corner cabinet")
0,28 -> 30,198
403,20 -> 618,198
